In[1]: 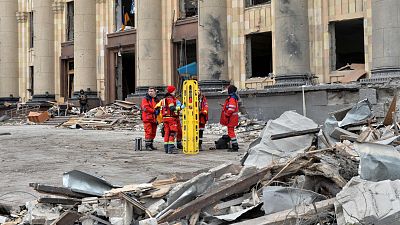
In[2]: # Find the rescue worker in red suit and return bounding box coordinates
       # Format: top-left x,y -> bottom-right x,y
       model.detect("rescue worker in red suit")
220,85 -> 239,152
198,88 -> 208,150
161,85 -> 183,154
141,87 -> 159,150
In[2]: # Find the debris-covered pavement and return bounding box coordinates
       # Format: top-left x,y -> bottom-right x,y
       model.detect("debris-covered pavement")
2,98 -> 400,224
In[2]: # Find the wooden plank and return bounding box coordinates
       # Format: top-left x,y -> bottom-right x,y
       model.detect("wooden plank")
29,183 -> 90,198
38,197 -> 81,205
50,211 -> 80,225
231,198 -> 335,225
270,128 -> 320,140
383,95 -> 397,126
120,192 -> 152,218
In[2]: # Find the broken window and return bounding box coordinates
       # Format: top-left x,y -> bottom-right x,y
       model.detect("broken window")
66,1 -> 74,41
179,0 -> 198,19
115,0 -> 135,31
245,0 -> 271,7
246,32 -> 273,78
29,12 -> 34,48
332,19 -> 365,70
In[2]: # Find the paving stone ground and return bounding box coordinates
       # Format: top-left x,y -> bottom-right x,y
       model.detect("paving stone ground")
0,125 -> 248,208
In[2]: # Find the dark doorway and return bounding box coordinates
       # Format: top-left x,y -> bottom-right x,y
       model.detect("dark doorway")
333,19 -> 365,69
177,39 -> 197,68
246,32 -> 273,78
116,52 -> 135,100
173,39 -> 197,87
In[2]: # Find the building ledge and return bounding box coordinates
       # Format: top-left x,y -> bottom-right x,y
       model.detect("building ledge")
176,16 -> 198,26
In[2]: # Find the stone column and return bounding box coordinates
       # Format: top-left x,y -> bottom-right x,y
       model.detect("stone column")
371,0 -> 400,78
136,0 -> 163,93
74,0 -> 97,96
0,0 -> 19,102
32,0 -> 55,101
198,0 -> 230,92
52,0 -> 65,101
274,0 -> 311,86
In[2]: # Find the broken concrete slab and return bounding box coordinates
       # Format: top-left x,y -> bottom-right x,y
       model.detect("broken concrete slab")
335,178 -> 400,225
244,111 -> 318,168
355,142 -> 400,181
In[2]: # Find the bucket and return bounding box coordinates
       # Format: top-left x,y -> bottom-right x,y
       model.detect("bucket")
134,137 -> 142,151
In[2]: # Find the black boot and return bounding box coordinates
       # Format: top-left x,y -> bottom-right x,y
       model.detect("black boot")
168,144 -> 177,154
176,141 -> 183,150
149,140 -> 157,150
164,144 -> 169,154
199,140 -> 203,151
228,139 -> 239,152
145,140 -> 153,151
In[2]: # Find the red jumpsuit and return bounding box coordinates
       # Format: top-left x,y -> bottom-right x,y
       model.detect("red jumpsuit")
141,95 -> 158,141
199,95 -> 209,147
220,94 -> 239,140
161,95 -> 179,145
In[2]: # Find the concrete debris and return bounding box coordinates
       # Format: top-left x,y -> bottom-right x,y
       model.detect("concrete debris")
335,178 -> 400,225
5,98 -> 400,225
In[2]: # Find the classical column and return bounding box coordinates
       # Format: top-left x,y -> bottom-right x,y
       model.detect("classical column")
136,0 -> 163,93
274,0 -> 311,86
198,0 -> 230,92
371,0 -> 400,78
74,0 -> 97,96
32,0 -> 55,101
52,0 -> 65,101
16,11 -> 29,102
0,0 -> 19,103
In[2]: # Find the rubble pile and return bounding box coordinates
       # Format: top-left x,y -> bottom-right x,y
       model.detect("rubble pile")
61,101 -> 144,131
206,116 -> 266,142
3,98 -> 400,225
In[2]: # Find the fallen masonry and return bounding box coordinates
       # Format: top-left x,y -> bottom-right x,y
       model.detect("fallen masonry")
2,98 -> 400,224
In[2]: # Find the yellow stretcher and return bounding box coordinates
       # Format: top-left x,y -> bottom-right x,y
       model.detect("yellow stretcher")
182,80 -> 199,154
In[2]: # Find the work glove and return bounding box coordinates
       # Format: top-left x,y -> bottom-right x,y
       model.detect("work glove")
169,105 -> 176,112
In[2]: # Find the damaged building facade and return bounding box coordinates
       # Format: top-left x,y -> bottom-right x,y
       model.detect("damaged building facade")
0,0 -> 398,117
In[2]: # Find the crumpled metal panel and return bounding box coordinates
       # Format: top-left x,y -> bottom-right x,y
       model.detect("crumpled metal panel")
244,111 -> 318,168
63,170 -> 118,196
262,186 -> 326,215
355,142 -> 400,182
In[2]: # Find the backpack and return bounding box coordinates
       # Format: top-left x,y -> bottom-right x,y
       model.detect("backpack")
215,135 -> 231,149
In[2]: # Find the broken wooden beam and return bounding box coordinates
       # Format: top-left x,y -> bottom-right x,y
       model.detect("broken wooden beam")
231,198 -> 335,225
158,159 -> 310,223
29,183 -> 90,199
383,95 -> 397,126
270,128 -> 320,140
50,211 -> 81,225
38,197 -> 81,205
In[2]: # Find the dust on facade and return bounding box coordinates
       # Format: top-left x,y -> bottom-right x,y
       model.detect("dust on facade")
0,0 -> 397,105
